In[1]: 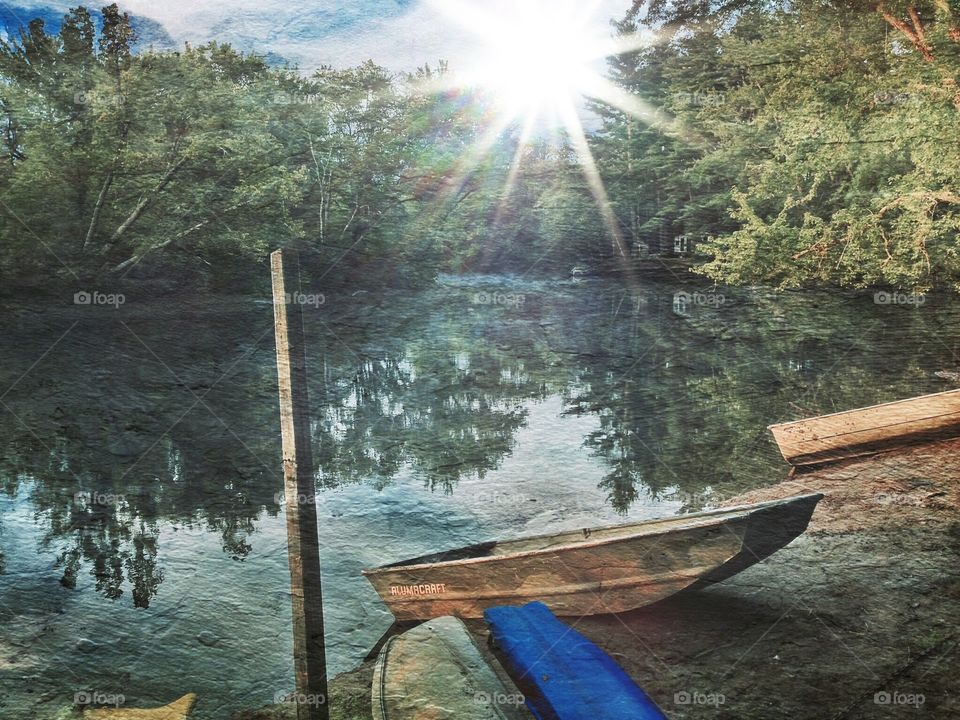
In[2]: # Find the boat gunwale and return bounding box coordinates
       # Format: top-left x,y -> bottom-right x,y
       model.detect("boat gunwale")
362,493 -> 822,577
772,412 -> 960,446
379,561 -> 727,606
767,388 -> 960,431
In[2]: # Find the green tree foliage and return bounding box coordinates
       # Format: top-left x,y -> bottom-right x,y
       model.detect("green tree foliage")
597,0 -> 960,290
0,7 -> 306,288
0,5 -> 609,293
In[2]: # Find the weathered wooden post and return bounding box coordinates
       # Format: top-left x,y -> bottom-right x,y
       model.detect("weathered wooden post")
271,249 -> 329,720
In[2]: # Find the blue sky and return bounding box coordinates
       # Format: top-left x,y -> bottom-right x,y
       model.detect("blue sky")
5,0 -> 632,73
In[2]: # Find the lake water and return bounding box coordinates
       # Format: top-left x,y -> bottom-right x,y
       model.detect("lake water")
0,274 -> 956,718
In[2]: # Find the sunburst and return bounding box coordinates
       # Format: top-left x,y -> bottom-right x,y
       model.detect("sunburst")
418,0 -> 676,262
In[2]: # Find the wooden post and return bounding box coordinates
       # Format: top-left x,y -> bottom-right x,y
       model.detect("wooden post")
271,249 -> 328,720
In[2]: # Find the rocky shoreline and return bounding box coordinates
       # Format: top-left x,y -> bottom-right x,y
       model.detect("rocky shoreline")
234,437 -> 960,719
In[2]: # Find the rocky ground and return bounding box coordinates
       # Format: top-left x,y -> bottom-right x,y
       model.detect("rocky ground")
234,437 -> 960,719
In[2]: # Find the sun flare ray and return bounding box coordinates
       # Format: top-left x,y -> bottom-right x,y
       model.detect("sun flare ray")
555,97 -> 631,263
407,110 -> 517,233
418,0 -> 678,266
495,111 -> 539,216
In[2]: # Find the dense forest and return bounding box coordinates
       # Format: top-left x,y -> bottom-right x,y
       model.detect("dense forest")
596,0 -> 960,290
0,2 -> 958,293
0,3 -> 606,293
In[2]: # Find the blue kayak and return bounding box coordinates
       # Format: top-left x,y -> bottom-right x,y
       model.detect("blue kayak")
484,602 -> 669,720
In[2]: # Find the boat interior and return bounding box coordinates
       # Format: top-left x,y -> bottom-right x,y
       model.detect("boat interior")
370,497 -> 804,570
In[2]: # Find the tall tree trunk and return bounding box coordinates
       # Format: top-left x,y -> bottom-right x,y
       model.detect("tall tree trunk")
876,3 -> 933,61
100,156 -> 187,254
82,170 -> 113,251
107,198 -> 256,275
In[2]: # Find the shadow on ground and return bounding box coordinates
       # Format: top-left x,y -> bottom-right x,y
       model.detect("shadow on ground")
236,438 -> 960,719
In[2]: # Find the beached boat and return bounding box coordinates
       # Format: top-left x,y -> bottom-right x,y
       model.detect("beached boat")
769,388 -> 960,466
363,493 -> 822,620
372,616 -> 531,720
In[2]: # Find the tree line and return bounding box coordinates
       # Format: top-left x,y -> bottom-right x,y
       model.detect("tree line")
594,0 -> 960,291
0,5 -> 609,295
1,3 -> 957,294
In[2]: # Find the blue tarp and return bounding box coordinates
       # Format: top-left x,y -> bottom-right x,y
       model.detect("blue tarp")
484,601 -> 669,720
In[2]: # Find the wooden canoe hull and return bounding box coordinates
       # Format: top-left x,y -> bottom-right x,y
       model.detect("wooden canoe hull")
769,389 -> 960,466
364,494 -> 822,621
372,616 -> 530,720
687,491 -> 823,589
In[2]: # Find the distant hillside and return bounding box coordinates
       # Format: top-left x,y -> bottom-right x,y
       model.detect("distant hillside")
0,4 -> 176,52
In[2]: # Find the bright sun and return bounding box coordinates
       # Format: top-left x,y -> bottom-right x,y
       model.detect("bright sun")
421,1 -> 663,264
470,5 -> 600,121
429,0 -> 611,126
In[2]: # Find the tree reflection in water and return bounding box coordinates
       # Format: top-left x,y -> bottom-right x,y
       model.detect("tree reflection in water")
0,278 -> 956,604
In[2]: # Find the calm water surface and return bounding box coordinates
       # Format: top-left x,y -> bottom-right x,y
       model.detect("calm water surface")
0,274 -> 956,718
